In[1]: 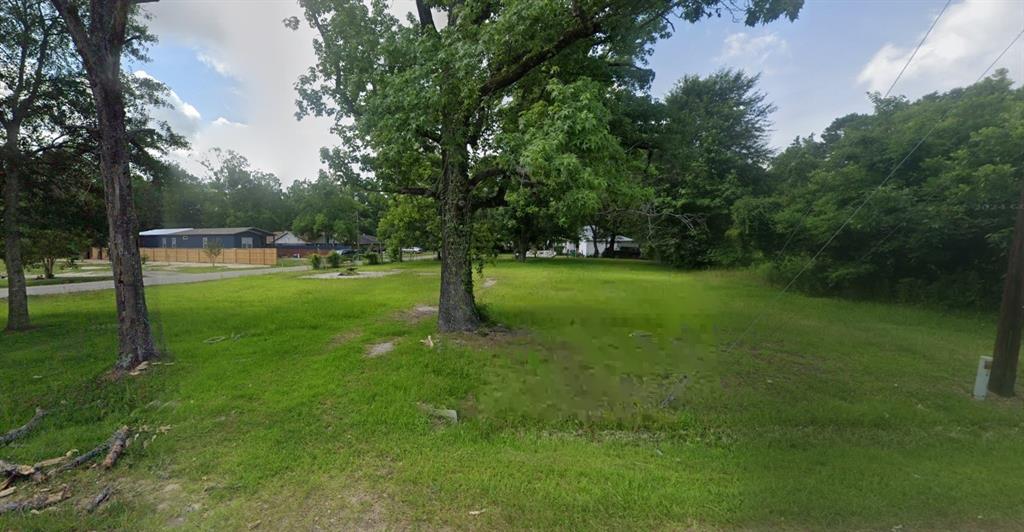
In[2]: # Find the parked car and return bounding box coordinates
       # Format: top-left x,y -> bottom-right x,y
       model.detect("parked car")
401,246 -> 423,253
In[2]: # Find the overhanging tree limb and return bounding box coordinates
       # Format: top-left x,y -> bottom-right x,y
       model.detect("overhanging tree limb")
415,0 -> 436,31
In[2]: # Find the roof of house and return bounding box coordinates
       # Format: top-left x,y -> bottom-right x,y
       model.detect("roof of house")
139,228 -> 192,236
358,233 -> 378,245
272,231 -> 308,243
178,227 -> 272,236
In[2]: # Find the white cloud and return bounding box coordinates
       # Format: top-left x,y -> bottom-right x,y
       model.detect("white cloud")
196,51 -> 232,77
133,69 -> 202,136
212,116 -> 245,127
716,32 -> 789,69
142,0 -> 340,184
858,0 -> 1024,96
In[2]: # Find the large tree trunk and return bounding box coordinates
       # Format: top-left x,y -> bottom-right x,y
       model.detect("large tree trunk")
989,180 -> 1024,396
437,141 -> 480,332
603,233 -> 616,258
515,226 -> 528,263
3,134 -> 31,331
94,75 -> 158,370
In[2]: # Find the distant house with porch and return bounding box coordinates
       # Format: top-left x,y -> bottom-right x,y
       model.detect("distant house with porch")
563,227 -> 640,257
139,227 -> 274,249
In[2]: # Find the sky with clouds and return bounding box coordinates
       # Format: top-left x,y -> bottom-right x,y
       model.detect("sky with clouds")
137,0 -> 1024,186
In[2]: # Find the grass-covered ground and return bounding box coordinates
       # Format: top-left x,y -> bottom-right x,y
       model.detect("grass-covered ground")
1,258 -> 1022,529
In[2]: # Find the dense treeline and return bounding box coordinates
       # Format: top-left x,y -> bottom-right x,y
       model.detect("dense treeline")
463,68 -> 1023,309
738,71 -> 1023,307
135,151 -> 383,243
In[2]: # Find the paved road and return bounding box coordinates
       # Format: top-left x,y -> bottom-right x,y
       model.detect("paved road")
0,266 -> 309,298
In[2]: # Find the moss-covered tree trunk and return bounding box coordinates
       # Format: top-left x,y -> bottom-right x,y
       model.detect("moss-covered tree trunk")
437,136 -> 481,332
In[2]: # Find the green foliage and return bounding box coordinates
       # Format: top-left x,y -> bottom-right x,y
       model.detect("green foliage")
326,250 -> 343,269
288,173 -> 381,244
23,229 -> 88,278
295,0 -> 802,321
741,71 -> 1024,307
202,238 -> 224,266
363,252 -> 380,265
377,195 -> 439,261
645,69 -> 775,267
309,253 -> 323,270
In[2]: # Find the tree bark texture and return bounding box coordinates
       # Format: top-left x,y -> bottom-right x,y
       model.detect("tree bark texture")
437,138 -> 481,332
51,0 -> 160,370
2,130 -> 30,331
990,181 -> 1024,396
94,77 -> 158,370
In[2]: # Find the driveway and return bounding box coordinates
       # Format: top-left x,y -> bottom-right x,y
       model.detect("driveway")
0,266 -> 309,298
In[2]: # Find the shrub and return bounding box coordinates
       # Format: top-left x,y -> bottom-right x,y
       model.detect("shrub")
326,251 -> 342,269
310,253 -> 324,270
364,252 -> 381,265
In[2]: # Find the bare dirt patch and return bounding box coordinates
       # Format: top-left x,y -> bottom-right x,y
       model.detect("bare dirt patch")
303,270 -> 401,280
395,305 -> 438,324
365,340 -> 397,358
264,486 -> 397,531
446,325 -> 532,351
327,329 -> 362,350
482,278 -> 497,288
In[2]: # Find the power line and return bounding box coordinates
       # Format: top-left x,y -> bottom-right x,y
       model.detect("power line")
883,0 -> 952,99
725,26 -> 1024,351
766,0 -> 953,263
718,25 -> 1024,356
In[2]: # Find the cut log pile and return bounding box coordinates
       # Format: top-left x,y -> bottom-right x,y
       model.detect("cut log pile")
0,410 -> 133,516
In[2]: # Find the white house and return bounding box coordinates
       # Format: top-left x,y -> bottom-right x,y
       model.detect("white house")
270,231 -> 308,245
563,227 -> 640,257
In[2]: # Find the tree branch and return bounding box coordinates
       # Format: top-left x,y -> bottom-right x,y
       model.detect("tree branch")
49,0 -> 94,70
394,186 -> 435,198
479,17 -> 601,97
471,182 -> 508,211
415,0 -> 436,31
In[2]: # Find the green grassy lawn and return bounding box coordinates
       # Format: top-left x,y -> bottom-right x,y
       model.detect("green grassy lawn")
1,259 -> 1022,529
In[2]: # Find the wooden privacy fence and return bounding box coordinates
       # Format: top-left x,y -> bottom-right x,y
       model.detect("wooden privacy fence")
140,247 -> 277,266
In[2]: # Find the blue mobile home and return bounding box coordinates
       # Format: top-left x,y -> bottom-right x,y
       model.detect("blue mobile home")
139,227 -> 273,249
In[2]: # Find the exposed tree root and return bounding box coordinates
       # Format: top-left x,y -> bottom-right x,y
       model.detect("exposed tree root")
0,408 -> 46,446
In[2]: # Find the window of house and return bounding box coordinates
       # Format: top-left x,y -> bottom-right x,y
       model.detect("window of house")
182,235 -> 189,241
171,237 -> 177,248
241,237 -> 254,249
203,237 -> 208,246
161,237 -> 167,247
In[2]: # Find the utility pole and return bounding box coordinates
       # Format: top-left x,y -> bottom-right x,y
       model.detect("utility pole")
989,180 -> 1024,396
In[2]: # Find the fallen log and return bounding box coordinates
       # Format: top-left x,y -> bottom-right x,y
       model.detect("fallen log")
0,486 -> 70,515
0,460 -> 36,479
50,445 -> 107,476
51,426 -> 130,476
101,427 -> 130,469
84,485 -> 113,513
0,408 -> 46,446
